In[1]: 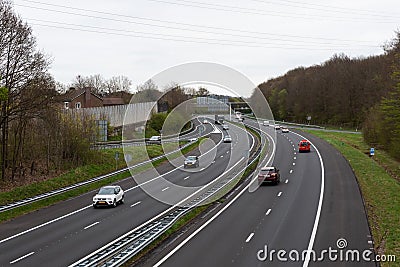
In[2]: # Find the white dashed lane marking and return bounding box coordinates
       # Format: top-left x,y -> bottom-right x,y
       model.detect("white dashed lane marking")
130,201 -> 141,207
246,233 -> 255,243
84,222 -> 99,230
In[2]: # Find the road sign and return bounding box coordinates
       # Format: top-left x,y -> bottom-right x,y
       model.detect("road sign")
370,148 -> 375,156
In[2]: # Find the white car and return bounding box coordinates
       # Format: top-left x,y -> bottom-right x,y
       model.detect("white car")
263,120 -> 269,126
203,119 -> 208,124
184,156 -> 199,168
223,135 -> 232,143
281,127 -> 289,133
93,185 -> 124,208
188,137 -> 198,142
274,125 -> 281,130
147,135 -> 161,144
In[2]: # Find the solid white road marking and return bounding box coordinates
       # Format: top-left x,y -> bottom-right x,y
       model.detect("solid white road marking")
10,252 -> 35,264
184,176 -> 190,180
84,222 -> 99,230
130,201 -> 141,207
289,132 -> 325,267
290,170 -> 293,173
277,192 -> 282,197
245,233 -> 255,243
0,116 -> 230,246
153,127 -> 274,267
265,209 -> 271,215
0,206 -> 90,244
162,187 -> 169,192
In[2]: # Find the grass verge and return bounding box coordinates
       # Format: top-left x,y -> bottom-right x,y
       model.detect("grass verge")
304,130 -> 399,266
0,139 -> 203,223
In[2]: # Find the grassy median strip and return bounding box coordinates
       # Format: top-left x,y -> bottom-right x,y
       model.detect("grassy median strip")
0,139 -> 203,223
304,130 -> 399,266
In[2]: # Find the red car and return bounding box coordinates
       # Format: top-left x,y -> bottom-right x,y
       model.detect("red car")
258,166 -> 281,185
298,140 -> 311,153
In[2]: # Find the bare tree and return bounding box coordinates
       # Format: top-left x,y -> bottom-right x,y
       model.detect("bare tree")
84,74 -> 106,95
105,75 -> 131,93
196,87 -> 209,96
131,79 -> 161,103
0,0 -> 52,180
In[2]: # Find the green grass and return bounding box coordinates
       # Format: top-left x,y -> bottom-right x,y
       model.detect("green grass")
0,140 -> 202,223
304,130 -> 399,266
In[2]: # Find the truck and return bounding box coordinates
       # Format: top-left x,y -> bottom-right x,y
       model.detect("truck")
215,114 -> 224,124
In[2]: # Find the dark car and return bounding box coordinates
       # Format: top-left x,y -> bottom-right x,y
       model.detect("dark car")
258,166 -> 280,185
184,156 -> 199,168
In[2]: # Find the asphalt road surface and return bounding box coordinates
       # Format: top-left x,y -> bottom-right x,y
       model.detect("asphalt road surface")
145,121 -> 375,267
0,121 -> 254,266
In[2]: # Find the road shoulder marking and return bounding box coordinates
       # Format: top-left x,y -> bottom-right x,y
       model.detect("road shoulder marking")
10,252 -> 35,264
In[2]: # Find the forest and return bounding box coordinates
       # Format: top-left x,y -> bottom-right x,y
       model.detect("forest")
253,32 -> 400,159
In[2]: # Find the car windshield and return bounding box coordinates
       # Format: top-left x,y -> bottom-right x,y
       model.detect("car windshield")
300,142 -> 309,146
186,156 -> 197,161
260,169 -> 274,175
98,187 -> 115,195
150,136 -> 160,140
225,136 -> 231,139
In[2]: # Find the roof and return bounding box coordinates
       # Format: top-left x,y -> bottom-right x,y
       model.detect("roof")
261,166 -> 275,170
102,185 -> 119,188
62,88 -> 102,102
103,97 -> 125,105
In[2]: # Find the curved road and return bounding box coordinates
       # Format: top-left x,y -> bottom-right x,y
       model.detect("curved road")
144,121 -> 375,267
0,121 -> 254,266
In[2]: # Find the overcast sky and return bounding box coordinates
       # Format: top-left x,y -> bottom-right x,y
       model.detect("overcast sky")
12,0 -> 400,97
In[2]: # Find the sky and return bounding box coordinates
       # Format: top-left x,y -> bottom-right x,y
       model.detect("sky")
11,0 -> 400,97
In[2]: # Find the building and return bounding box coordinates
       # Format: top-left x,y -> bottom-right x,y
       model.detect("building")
62,87 -> 103,109
196,94 -> 229,112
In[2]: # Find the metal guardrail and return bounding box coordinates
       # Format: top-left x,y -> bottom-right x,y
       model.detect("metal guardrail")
0,140 -> 198,213
69,124 -> 265,267
93,120 -> 199,149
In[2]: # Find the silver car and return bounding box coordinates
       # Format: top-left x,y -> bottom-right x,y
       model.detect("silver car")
184,156 -> 199,168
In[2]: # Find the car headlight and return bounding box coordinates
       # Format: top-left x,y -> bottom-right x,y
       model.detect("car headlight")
107,198 -> 112,201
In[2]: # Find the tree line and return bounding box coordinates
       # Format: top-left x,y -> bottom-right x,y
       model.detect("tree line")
252,31 -> 400,159
363,32 -> 400,160
57,74 -> 132,96
254,53 -> 394,127
0,1 -> 98,182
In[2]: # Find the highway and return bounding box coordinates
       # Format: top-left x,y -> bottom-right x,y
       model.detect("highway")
0,120 -> 256,266
0,118 -> 375,267
143,120 -> 375,267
